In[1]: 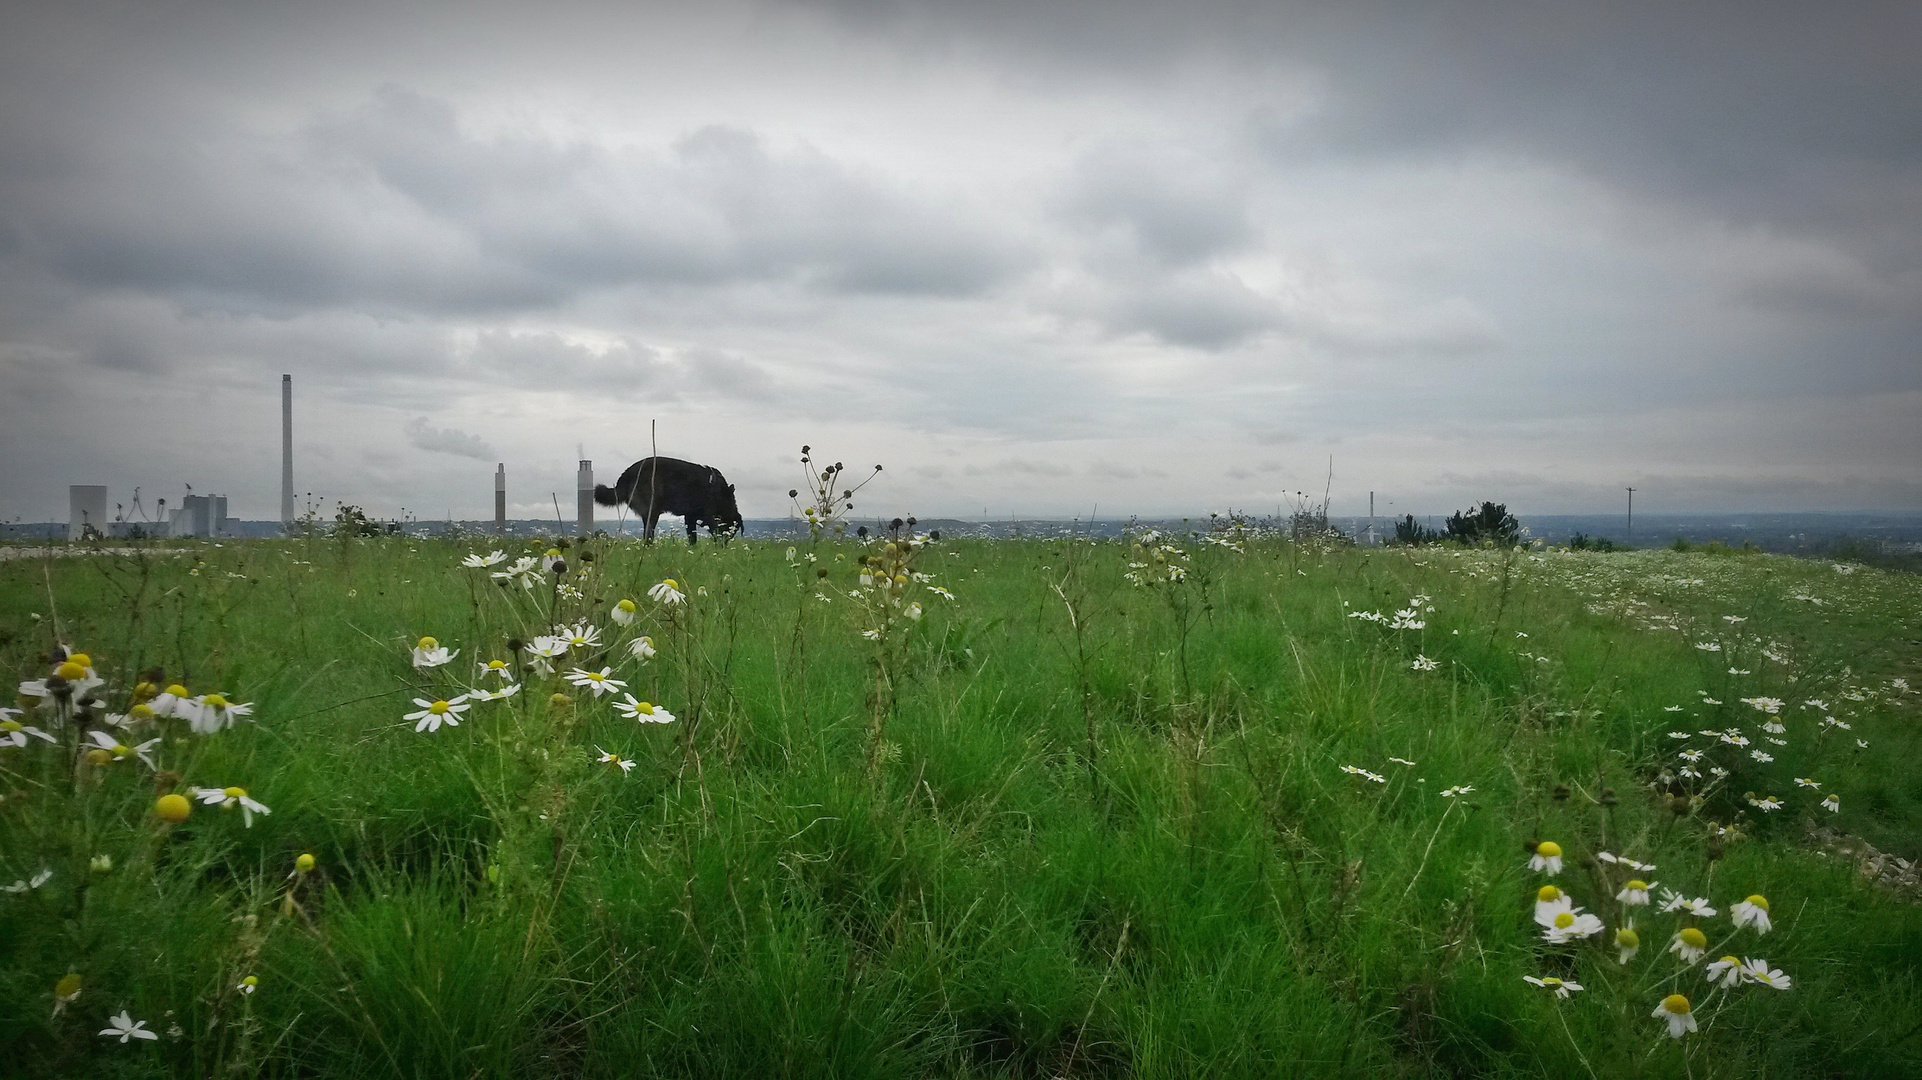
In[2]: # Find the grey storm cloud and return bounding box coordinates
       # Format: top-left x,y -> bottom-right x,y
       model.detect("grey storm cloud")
0,0 -> 1916,521
404,416 -> 495,460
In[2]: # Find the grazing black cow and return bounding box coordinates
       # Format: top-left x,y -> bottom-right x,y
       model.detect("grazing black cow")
594,456 -> 744,544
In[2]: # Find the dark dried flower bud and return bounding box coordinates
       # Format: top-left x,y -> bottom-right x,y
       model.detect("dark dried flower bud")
1670,795 -> 1692,816
1552,784 -> 1571,802
906,516 -> 916,527
579,551 -> 594,563
551,560 -> 568,575
506,637 -> 524,652
1523,839 -> 1540,854
929,530 -> 940,541
802,445 -> 811,454
46,675 -> 72,700
857,526 -> 868,538
890,518 -> 904,531
1600,787 -> 1618,807
153,770 -> 181,794
789,489 -> 799,498
1706,837 -> 1725,861
815,566 -> 828,579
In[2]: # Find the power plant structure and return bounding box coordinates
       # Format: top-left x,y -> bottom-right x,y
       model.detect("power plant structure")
576,460 -> 594,536
281,373 -> 294,527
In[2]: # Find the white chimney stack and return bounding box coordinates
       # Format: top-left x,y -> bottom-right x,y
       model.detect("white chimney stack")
576,460 -> 593,537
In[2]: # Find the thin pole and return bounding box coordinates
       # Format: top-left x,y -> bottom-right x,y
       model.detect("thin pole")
1626,487 -> 1635,546
280,374 -> 294,525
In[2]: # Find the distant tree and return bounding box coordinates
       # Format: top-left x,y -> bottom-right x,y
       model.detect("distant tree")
1445,502 -> 1522,547
1392,514 -> 1439,545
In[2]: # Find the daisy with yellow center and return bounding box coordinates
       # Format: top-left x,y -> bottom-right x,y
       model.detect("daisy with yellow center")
1741,958 -> 1791,989
1615,927 -> 1640,964
1705,955 -> 1744,989
595,746 -> 637,774
649,579 -> 686,605
87,729 -> 159,768
187,691 -> 254,735
1529,841 -> 1563,876
412,635 -> 458,669
1731,894 -> 1772,934
194,785 -> 272,826
1533,885 -> 1569,925
629,635 -> 657,661
1616,879 -> 1655,907
611,598 -> 638,626
479,659 -> 513,680
1523,975 -> 1583,999
1669,927 -> 1709,963
1542,908 -> 1605,944
404,695 -> 472,733
1654,994 -> 1697,1038
615,695 -> 677,724
565,667 -> 627,698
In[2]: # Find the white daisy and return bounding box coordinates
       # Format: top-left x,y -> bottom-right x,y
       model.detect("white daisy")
99,1010 -> 158,1043
412,636 -> 458,669
565,667 -> 627,698
1542,909 -> 1605,944
1658,890 -> 1717,917
1730,895 -> 1772,934
1668,927 -> 1709,963
1616,879 -> 1655,907
1705,955 -> 1745,989
1528,841 -> 1564,876
595,746 -> 636,774
559,623 -> 603,651
461,550 -> 507,568
614,695 -> 676,724
187,693 -> 254,735
648,578 -> 687,605
1821,794 -> 1841,812
2,867 -> 53,892
403,696 -> 472,734
628,635 -> 657,661
1,716 -> 57,748
1741,958 -> 1791,990
87,729 -> 161,768
194,786 -> 271,827
1523,975 -> 1583,999
610,598 -> 638,626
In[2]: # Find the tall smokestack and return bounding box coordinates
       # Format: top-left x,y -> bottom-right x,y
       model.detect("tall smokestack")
576,460 -> 594,537
280,374 -> 294,525
495,463 -> 506,535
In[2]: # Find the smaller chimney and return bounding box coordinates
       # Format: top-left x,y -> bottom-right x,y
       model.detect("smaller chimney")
576,460 -> 593,537
495,463 -> 507,535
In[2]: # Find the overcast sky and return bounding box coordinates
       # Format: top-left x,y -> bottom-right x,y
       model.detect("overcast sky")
3,0 -> 1918,524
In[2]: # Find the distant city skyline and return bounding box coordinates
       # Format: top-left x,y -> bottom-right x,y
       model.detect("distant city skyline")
2,1 -> 1918,521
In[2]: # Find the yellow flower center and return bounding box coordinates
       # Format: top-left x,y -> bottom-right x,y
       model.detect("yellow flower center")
55,661 -> 86,680
1617,928 -> 1639,946
1553,912 -> 1574,929
1537,886 -> 1561,903
203,694 -> 227,708
111,743 -> 131,756
166,684 -> 190,697
296,853 -> 316,873
1536,841 -> 1562,858
55,973 -> 82,999
131,703 -> 155,720
1625,879 -> 1647,891
570,637 -> 587,647
1541,977 -> 1563,987
488,660 -> 506,670
587,672 -> 604,682
1718,955 -> 1738,966
86,748 -> 113,765
616,599 -> 636,612
154,794 -> 191,823
133,681 -> 157,701
1679,928 -> 1706,948
546,548 -> 562,558
1745,894 -> 1769,911
1662,994 -> 1691,1015
67,653 -> 92,669
241,975 -> 258,988
636,702 -> 654,714
429,701 -> 451,715
1,720 -> 19,733
417,636 -> 438,650
224,786 -> 246,799
550,693 -> 572,707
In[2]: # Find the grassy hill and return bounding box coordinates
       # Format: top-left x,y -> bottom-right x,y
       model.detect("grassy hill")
3,532 -> 1919,1077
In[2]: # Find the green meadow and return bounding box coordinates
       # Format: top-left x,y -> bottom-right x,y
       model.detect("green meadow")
3,531 -> 1919,1078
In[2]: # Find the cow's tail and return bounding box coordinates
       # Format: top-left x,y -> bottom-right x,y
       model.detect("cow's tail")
593,484 -> 620,507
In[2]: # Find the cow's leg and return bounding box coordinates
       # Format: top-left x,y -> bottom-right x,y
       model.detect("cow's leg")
686,516 -> 698,545
643,509 -> 661,543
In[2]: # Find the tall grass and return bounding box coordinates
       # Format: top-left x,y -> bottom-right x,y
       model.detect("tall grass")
2,533 -> 1919,1077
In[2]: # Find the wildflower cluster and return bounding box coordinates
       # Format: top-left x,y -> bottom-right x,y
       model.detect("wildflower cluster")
1124,530 -> 1189,586
1522,838 -> 1792,1042
788,445 -> 882,538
